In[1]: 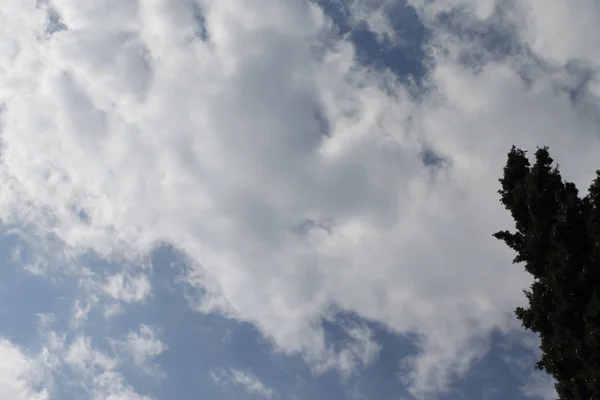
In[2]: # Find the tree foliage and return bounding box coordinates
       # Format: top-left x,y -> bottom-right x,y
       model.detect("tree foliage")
494,146 -> 600,399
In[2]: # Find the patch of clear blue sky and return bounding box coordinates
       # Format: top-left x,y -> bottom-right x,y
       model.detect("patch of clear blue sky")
0,233 -> 68,348
315,0 -> 427,81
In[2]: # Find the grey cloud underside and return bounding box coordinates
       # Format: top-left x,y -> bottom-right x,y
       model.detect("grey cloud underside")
1,0 -> 600,399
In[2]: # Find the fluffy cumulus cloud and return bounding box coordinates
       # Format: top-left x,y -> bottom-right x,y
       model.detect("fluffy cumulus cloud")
1,0 -> 599,398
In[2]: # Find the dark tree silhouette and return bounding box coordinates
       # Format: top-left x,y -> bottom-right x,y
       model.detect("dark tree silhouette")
494,146 -> 600,399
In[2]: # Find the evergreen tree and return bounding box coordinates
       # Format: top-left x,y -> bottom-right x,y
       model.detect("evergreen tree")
494,146 -> 600,399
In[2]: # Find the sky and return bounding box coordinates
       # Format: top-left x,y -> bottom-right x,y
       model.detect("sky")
0,0 -> 599,399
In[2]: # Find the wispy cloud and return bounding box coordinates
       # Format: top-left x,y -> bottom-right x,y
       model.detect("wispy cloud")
103,272 -> 151,304
211,367 -> 275,398
0,339 -> 49,400
122,324 -> 167,373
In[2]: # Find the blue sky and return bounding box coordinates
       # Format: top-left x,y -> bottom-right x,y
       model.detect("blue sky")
1,0 -> 599,399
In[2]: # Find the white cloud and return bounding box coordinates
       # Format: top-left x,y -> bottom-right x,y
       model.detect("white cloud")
122,324 -> 167,372
92,370 -> 152,400
315,323 -> 381,376
407,0 -> 600,70
211,368 -> 275,398
1,0 -> 598,398
60,334 -> 153,399
65,336 -> 117,373
67,265 -> 151,326
339,324 -> 381,373
347,0 -> 397,43
0,339 -> 49,400
28,313 -> 157,400
515,0 -> 600,67
103,302 -> 123,319
71,298 -> 97,327
103,272 -> 151,303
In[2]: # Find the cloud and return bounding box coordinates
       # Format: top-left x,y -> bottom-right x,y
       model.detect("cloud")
211,368 -> 275,398
1,0 -> 599,398
26,309 -> 158,400
103,272 -> 151,304
316,322 -> 381,376
52,332 -> 153,399
65,336 -> 117,373
91,370 -> 153,400
0,339 -> 49,400
346,0 -> 397,43
122,324 -> 167,372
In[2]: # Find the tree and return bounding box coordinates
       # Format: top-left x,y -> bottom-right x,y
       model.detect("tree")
494,146 -> 600,399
